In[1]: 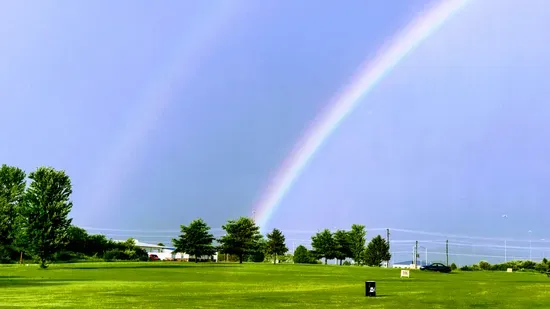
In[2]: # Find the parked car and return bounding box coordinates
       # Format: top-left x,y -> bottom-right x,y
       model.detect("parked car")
149,254 -> 160,261
420,263 -> 452,273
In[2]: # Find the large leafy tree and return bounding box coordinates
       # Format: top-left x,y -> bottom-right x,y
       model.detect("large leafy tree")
172,218 -> 216,262
363,235 -> 391,267
266,228 -> 288,264
348,224 -> 366,265
0,165 -> 26,262
334,229 -> 352,265
311,229 -> 336,264
218,217 -> 262,263
20,167 -> 73,268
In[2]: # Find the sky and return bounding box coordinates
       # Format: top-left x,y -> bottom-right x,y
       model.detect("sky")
2,0 -> 550,263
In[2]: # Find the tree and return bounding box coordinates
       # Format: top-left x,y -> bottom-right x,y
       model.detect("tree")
218,217 -> 261,263
293,245 -> 316,264
363,235 -> 391,267
19,167 -> 73,268
157,243 -> 165,247
65,225 -> 89,255
266,228 -> 288,264
311,229 -> 336,264
172,218 -> 216,263
333,230 -> 352,265
248,237 -> 267,262
0,165 -> 26,262
348,224 -> 366,265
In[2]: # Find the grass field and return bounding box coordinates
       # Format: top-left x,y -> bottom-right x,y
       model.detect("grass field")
1,262 -> 550,308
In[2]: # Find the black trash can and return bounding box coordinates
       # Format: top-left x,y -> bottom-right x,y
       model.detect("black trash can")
365,281 -> 376,297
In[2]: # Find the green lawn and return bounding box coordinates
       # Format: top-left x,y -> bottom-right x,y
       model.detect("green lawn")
0,262 -> 549,308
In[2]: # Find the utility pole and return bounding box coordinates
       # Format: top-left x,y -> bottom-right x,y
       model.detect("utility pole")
415,241 -> 419,269
386,229 -> 390,268
446,240 -> 449,266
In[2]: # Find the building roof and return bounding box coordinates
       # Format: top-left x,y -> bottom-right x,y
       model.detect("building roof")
113,239 -> 167,249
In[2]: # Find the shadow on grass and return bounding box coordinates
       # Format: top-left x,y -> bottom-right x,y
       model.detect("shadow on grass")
64,264 -> 241,270
0,278 -> 88,288
0,276 -> 23,279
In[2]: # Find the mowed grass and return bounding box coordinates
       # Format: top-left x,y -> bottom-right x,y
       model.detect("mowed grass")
1,262 -> 550,308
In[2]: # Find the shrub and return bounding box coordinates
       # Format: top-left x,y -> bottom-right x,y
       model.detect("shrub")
450,263 -> 457,271
293,245 -> 318,264
521,260 -> 536,270
343,261 -> 352,266
460,265 -> 472,271
471,264 -> 480,271
103,249 -> 129,261
535,262 -> 549,273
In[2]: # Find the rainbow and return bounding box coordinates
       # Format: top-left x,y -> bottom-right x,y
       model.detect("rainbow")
254,0 -> 471,230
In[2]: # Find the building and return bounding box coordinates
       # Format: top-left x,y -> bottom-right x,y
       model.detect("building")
116,239 -> 218,262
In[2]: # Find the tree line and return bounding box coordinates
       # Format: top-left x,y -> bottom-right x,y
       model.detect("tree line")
0,164 -> 391,268
172,219 -> 391,266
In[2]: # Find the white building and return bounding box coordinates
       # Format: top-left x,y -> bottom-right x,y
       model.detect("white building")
117,239 -> 218,262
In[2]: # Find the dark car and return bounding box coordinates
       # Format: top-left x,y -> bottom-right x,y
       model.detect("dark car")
420,263 -> 451,273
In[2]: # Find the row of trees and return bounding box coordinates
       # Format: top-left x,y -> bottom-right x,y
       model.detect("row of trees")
172,219 -> 391,266
460,259 -> 550,272
172,217 -> 288,264
1,163 -> 390,268
296,226 -> 390,266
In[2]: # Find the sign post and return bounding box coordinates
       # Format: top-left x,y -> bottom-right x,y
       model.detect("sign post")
400,270 -> 410,278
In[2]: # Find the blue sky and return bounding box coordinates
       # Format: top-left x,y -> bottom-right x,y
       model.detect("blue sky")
2,0 -> 550,260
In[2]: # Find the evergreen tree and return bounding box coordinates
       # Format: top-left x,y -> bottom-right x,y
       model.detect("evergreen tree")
218,217 -> 262,263
172,218 -> 216,262
266,228 -> 288,264
363,235 -> 391,267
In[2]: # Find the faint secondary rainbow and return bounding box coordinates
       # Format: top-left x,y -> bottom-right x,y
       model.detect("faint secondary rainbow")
83,2 -> 245,223
254,0 -> 472,230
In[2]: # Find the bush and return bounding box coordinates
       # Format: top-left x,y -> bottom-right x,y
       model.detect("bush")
535,262 -> 549,273
471,264 -> 480,271
521,260 -> 536,270
293,245 -> 318,264
103,249 -> 130,261
460,265 -> 472,271
479,260 -> 490,270
343,261 -> 352,266
450,263 -> 457,271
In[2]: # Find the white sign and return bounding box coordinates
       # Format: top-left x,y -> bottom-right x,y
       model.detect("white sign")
400,270 -> 410,278
507,268 -> 513,273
